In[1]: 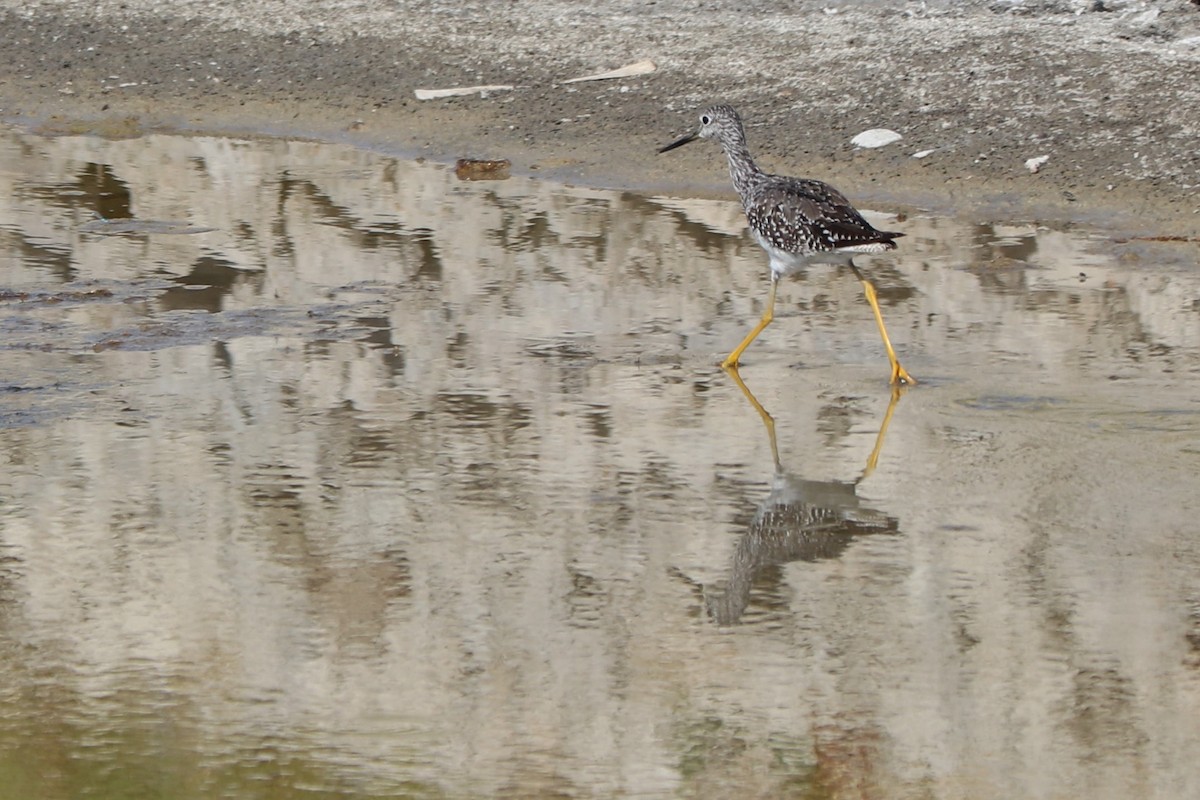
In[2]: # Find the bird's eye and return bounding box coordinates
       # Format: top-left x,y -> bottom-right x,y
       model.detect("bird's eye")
700,115 -> 711,125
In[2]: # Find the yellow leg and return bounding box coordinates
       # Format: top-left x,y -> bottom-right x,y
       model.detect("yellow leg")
721,276 -> 778,369
854,268 -> 916,386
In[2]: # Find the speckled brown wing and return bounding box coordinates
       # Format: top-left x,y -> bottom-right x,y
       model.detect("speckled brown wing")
744,176 -> 904,255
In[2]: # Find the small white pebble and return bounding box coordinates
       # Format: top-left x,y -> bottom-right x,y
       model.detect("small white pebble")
851,128 -> 903,149
1025,155 -> 1050,174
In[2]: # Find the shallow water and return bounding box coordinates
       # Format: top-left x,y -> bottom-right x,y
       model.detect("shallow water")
1,125 -> 1198,799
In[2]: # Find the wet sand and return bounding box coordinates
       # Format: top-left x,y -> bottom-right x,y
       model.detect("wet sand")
2,0 -> 1200,232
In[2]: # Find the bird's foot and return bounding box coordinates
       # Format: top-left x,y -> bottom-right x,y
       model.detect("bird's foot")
890,363 -> 917,386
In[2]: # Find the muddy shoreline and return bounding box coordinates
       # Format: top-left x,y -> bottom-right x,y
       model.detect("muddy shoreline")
1,1 -> 1199,233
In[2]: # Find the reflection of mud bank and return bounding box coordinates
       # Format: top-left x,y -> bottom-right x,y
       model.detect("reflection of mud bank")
2,2 -> 1200,232
3,127 -> 1196,363
5,127 -> 1197,360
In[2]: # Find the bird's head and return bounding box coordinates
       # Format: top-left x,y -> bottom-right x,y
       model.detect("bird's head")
658,104 -> 744,153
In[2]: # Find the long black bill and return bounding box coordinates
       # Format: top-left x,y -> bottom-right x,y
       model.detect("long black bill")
657,132 -> 698,154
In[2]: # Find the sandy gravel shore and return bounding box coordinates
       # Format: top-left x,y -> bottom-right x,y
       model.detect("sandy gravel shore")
1,0 -> 1199,231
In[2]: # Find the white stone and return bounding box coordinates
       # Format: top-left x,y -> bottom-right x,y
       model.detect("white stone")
1025,155 -> 1050,174
851,128 -> 903,149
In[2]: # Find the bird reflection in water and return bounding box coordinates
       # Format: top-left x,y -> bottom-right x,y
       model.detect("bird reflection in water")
702,367 -> 902,626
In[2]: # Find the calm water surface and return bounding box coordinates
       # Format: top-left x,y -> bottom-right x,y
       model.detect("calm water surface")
1,126 -> 1198,799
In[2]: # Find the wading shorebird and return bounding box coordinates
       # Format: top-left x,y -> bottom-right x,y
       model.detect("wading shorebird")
659,104 -> 915,385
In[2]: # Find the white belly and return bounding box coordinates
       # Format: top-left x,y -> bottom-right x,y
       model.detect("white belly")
751,229 -> 859,277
